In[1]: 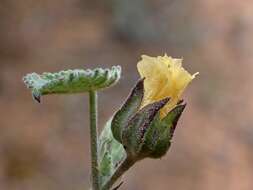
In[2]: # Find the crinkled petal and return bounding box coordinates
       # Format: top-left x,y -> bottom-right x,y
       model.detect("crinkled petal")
137,54 -> 198,117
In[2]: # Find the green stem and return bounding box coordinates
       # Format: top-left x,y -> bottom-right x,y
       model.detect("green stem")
102,157 -> 135,190
89,90 -> 100,190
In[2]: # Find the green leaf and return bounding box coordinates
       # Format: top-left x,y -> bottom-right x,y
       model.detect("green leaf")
111,78 -> 144,143
23,66 -> 121,102
98,118 -> 126,185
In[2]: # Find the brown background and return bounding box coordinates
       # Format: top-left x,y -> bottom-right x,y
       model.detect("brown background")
0,0 -> 253,190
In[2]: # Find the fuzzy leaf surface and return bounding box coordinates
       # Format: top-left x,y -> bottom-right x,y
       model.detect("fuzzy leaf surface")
99,119 -> 126,185
23,66 -> 121,102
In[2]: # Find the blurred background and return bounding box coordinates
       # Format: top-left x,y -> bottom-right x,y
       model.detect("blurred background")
0,0 -> 253,189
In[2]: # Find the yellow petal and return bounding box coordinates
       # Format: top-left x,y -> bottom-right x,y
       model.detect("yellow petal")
137,54 -> 198,118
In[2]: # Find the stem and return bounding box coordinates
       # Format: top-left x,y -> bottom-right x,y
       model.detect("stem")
89,90 -> 100,190
102,157 -> 135,190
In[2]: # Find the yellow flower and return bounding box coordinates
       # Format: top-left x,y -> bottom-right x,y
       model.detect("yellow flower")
137,54 -> 198,118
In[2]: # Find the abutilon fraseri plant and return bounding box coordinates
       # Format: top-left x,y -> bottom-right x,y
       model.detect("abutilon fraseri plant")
23,54 -> 198,190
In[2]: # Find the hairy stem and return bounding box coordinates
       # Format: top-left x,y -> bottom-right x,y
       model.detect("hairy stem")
102,157 -> 135,190
89,90 -> 100,190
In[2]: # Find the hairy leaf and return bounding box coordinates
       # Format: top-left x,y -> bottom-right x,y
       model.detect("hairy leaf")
23,66 -> 121,102
99,119 -> 126,185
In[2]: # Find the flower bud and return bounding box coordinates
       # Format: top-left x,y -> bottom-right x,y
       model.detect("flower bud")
111,79 -> 186,161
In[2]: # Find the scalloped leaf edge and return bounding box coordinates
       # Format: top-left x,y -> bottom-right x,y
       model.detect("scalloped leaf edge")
23,66 -> 121,102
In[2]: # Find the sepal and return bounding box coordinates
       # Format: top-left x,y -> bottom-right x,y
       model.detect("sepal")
121,98 -> 170,160
111,79 -> 144,143
143,103 -> 186,158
